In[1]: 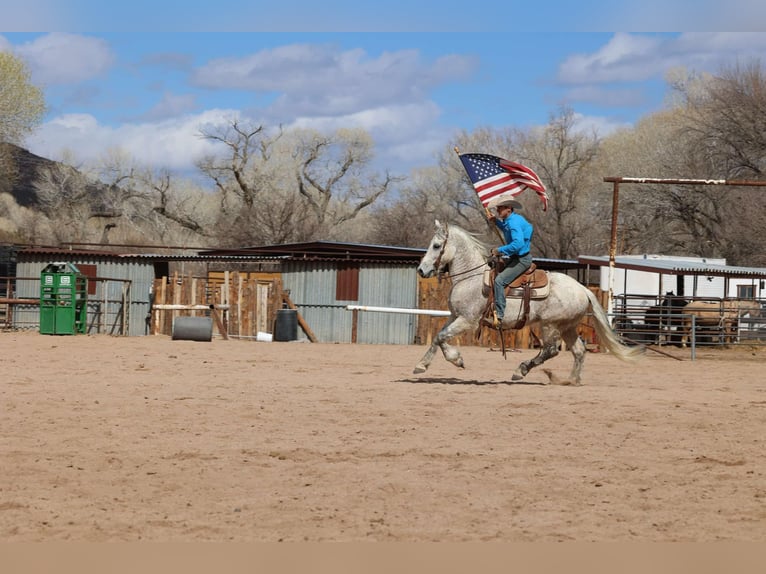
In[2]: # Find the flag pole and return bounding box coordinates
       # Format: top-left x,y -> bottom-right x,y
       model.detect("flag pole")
454,146 -> 504,243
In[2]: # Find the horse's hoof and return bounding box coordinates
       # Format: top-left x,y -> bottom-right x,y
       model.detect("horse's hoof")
511,373 -> 524,381
413,366 -> 426,374
542,368 -> 566,385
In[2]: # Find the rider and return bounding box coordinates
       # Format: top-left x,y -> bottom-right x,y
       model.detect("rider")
486,195 -> 534,328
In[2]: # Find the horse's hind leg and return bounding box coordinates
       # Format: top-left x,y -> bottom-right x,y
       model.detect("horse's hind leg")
512,324 -> 560,382
562,326 -> 586,386
413,315 -> 472,373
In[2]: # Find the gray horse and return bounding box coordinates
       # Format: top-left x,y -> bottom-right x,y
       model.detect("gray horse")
414,220 -> 643,385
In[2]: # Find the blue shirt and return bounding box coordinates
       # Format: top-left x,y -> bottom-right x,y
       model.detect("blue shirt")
495,212 -> 533,257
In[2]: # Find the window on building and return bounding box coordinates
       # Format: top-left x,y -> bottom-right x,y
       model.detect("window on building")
737,284 -> 755,299
336,263 -> 359,301
77,264 -> 98,296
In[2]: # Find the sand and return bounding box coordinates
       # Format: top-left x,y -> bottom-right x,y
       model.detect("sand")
1,331 -> 765,541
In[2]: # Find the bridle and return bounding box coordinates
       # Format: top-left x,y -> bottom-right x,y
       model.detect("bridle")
432,223 -> 449,277
432,222 -> 488,282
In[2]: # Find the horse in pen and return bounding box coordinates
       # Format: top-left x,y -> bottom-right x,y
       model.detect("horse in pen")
679,299 -> 762,348
414,220 -> 643,385
642,292 -> 689,345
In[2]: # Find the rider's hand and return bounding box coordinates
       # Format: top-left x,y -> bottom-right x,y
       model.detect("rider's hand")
491,247 -> 501,257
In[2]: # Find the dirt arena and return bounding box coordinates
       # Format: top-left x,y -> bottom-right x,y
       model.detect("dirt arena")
1,331 -> 765,542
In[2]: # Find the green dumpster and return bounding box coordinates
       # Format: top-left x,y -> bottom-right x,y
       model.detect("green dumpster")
40,263 -> 88,335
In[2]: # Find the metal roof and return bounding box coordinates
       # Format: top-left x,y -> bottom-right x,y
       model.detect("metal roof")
578,255 -> 766,279
533,257 -> 586,271
198,240 -> 426,262
15,244 -> 592,269
16,246 -> 289,262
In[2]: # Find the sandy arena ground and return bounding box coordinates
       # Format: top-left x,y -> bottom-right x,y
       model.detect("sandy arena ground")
1,331 -> 765,542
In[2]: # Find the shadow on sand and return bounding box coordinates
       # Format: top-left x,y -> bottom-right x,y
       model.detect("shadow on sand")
396,376 -> 546,386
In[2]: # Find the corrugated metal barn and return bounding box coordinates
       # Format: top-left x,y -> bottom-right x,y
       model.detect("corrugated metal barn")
13,248 -> 160,336
9,241 -> 427,344
6,240 -> 592,346
201,241 -> 425,344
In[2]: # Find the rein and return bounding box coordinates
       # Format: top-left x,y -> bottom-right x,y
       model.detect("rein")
446,262 -> 488,280
433,222 -> 448,279
434,222 -> 489,282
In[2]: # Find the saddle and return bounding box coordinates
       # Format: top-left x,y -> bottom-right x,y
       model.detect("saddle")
478,262 -> 551,341
482,262 -> 550,300
506,263 -> 549,296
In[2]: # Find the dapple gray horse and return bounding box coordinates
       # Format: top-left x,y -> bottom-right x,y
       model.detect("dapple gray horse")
414,221 -> 643,385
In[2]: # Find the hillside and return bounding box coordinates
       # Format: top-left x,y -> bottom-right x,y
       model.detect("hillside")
0,142 -> 63,207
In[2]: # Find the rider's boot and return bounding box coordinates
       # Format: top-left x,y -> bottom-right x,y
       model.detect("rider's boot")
482,310 -> 503,329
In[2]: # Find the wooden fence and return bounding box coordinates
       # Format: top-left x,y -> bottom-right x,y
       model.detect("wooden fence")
150,271 -> 599,348
151,271 -> 283,339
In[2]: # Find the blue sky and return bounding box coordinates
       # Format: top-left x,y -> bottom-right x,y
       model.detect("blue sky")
3,9 -> 766,176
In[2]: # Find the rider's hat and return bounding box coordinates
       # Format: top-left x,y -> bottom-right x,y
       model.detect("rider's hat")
488,196 -> 522,211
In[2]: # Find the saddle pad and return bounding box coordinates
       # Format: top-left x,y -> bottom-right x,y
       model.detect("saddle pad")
507,280 -> 550,300
483,269 -> 551,299
509,268 -> 548,289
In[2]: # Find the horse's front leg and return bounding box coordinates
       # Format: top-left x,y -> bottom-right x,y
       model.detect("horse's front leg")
512,324 -> 560,381
679,321 -> 689,348
413,315 -> 474,373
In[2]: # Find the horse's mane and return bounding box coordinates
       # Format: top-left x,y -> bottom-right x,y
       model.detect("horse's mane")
448,224 -> 491,257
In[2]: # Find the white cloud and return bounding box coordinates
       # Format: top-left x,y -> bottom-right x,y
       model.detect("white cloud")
286,101 -> 446,168
27,99 -> 447,175
559,32 -> 766,87
564,85 -> 647,108
14,33 -> 114,85
570,112 -> 632,138
193,44 -> 477,117
139,92 -> 198,121
558,33 -> 666,85
28,110 -> 243,171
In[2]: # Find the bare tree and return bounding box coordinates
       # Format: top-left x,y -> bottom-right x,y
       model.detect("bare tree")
197,121 -> 281,212
367,165 -> 460,247
514,107 -> 603,259
595,64 -> 766,266
673,61 -> 766,178
0,52 -> 46,193
669,61 -> 766,265
366,130 -> 505,249
33,162 -> 98,243
136,168 -> 211,239
197,121 -> 395,245
293,127 -> 396,235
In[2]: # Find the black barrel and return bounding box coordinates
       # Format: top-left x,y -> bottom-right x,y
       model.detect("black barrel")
172,316 -> 213,342
274,309 -> 298,341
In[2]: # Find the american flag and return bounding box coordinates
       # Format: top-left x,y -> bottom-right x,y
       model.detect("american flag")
458,153 -> 548,211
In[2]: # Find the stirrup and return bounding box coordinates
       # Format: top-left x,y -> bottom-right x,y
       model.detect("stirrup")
481,312 -> 502,329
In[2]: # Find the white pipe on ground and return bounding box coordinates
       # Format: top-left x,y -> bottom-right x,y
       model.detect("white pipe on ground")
346,305 -> 450,316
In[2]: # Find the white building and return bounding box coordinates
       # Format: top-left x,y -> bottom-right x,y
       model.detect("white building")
578,254 -> 766,309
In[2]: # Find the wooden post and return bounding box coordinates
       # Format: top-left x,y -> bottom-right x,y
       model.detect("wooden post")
211,307 -> 229,340
237,273 -> 244,338
281,292 -> 318,343
351,308 -> 358,343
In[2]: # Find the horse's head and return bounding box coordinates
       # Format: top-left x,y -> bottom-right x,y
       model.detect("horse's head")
417,220 -> 453,278
662,291 -> 688,308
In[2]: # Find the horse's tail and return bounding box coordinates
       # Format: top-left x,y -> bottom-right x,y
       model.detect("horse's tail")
584,288 -> 645,362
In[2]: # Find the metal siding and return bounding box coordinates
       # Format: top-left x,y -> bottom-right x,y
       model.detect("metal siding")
13,255 -> 154,336
10,260 -> 40,330
357,265 -> 417,344
281,261 -> 418,344
282,261 -> 345,342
